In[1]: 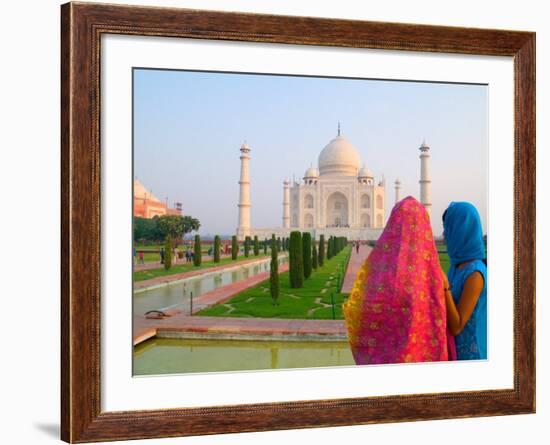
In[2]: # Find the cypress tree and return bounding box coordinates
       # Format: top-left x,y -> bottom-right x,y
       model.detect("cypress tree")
193,234 -> 202,266
264,238 -> 268,255
289,231 -> 304,288
213,235 -> 221,263
312,242 -> 318,270
302,232 -> 312,279
327,236 -> 333,259
231,235 -> 238,260
270,234 -> 279,304
319,234 -> 325,267
244,236 -> 250,257
163,235 -> 172,270
277,237 -> 282,252
253,235 -> 260,256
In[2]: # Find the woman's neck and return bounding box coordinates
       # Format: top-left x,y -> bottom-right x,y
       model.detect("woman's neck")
456,259 -> 475,269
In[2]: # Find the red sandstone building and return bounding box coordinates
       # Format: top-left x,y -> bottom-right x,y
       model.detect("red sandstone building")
134,179 -> 182,218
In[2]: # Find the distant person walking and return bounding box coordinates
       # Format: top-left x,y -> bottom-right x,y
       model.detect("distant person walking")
355,242 -> 360,254
160,247 -> 165,265
138,251 -> 144,264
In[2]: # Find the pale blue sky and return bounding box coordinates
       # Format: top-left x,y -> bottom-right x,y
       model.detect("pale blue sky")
134,68 -> 487,237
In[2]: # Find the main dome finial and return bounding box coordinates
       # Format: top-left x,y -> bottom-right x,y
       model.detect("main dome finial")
337,122 -> 341,137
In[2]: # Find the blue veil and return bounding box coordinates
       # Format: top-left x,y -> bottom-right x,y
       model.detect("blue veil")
442,202 -> 485,267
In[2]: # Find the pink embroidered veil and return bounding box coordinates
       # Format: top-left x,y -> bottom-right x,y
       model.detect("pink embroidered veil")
343,196 -> 456,365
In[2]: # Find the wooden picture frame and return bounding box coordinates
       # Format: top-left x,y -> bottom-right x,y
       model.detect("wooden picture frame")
61,2 -> 535,442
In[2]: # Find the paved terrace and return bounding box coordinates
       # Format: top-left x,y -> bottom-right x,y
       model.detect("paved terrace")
134,314 -> 347,346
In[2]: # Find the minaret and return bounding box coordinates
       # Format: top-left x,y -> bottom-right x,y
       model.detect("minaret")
237,142 -> 251,239
282,178 -> 290,228
419,140 -> 432,217
394,178 -> 401,204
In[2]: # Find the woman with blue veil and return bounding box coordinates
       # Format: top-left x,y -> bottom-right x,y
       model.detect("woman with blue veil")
442,202 -> 487,360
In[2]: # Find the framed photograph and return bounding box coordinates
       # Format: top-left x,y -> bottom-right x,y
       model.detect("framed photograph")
61,2 -> 535,442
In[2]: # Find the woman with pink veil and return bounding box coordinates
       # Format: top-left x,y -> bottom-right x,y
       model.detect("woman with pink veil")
343,196 -> 455,365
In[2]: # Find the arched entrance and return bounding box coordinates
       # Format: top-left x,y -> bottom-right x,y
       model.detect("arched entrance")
326,192 -> 349,227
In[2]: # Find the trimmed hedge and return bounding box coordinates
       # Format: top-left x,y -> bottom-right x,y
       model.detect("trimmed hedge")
270,234 -> 279,304
213,235 -> 221,263
302,232 -> 312,279
319,234 -> 325,267
289,231 -> 304,288
193,234 -> 202,266
253,235 -> 260,256
163,236 -> 172,270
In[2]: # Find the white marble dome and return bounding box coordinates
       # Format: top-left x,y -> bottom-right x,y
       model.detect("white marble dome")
318,135 -> 361,176
304,166 -> 319,178
358,165 -> 373,178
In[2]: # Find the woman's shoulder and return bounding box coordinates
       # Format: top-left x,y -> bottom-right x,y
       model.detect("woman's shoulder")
461,259 -> 487,282
459,259 -> 485,271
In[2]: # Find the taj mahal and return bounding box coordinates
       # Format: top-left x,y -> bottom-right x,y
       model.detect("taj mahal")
236,124 -> 432,241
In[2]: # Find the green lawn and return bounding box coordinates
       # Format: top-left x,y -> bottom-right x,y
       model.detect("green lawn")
197,247 -> 352,320
135,243 -> 216,263
134,253 -> 270,281
135,244 -> 162,262
436,247 -> 487,274
438,251 -> 450,274
197,245 -> 451,320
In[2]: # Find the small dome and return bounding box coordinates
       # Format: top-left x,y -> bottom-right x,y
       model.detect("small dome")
318,135 -> 361,176
304,167 -> 319,178
358,165 -> 373,178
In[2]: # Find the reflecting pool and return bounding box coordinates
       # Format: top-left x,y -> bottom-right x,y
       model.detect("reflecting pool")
134,256 -> 287,317
133,337 -> 354,375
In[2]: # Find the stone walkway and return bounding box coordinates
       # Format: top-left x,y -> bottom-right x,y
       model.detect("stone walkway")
340,244 -> 373,294
134,314 -> 347,346
134,256 -> 275,291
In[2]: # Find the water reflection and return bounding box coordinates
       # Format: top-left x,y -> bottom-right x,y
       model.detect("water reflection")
133,337 -> 354,375
134,257 -> 287,317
